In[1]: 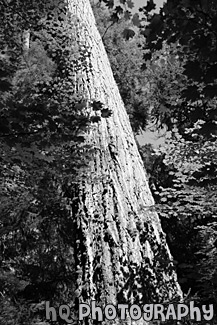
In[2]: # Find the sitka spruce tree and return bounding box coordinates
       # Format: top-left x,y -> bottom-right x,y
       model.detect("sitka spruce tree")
0,0 -> 182,324
59,0 -> 182,320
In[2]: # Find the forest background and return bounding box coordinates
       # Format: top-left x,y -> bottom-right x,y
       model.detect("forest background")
0,0 -> 216,324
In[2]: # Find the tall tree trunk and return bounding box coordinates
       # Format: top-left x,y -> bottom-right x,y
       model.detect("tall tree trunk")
67,0 -> 182,322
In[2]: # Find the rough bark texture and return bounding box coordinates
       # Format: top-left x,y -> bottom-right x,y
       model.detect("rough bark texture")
67,0 -> 182,323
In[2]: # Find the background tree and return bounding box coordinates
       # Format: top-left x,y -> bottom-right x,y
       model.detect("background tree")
132,0 -> 217,315
138,43 -> 217,314
141,0 -> 217,138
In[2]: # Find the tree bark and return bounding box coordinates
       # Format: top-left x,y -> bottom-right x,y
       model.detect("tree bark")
67,0 -> 182,323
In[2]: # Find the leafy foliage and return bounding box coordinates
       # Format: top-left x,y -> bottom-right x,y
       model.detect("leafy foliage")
140,0 -> 217,138
92,2 -> 149,132
141,45 -> 188,133
140,126 -> 217,303
136,1 -> 217,320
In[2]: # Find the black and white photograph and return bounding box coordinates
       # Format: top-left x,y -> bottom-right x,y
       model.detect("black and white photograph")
0,0 -> 216,324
